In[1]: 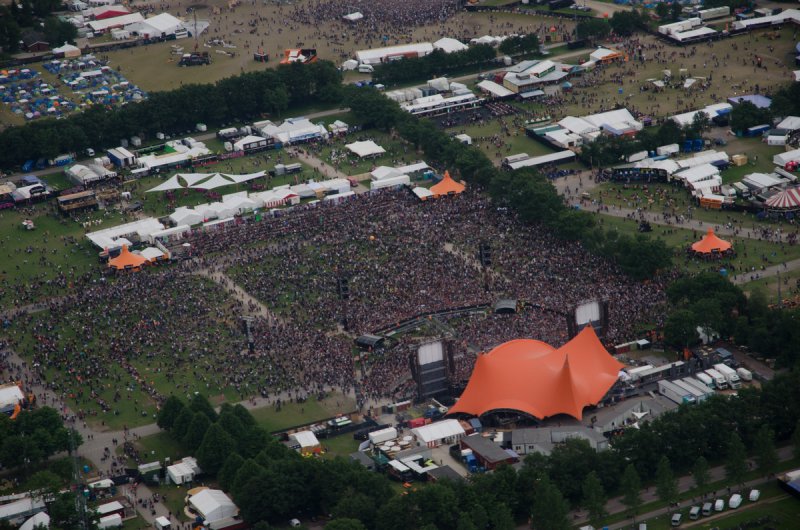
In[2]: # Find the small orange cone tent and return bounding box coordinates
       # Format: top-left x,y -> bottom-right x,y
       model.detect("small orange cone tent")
108,245 -> 147,271
691,228 -> 731,254
430,171 -> 466,197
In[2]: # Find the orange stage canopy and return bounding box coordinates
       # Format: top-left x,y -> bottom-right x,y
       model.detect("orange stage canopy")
430,171 -> 465,196
108,245 -> 147,271
691,228 -> 731,254
448,326 -> 623,420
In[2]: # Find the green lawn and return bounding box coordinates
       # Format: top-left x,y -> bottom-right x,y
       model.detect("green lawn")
322,433 -> 360,459
150,484 -> 191,522
249,393 -> 356,433
595,214 -> 800,279
124,432 -> 186,466
313,131 -> 417,177
121,518 -> 150,530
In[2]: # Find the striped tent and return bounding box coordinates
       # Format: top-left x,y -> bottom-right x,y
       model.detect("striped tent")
765,187 -> 800,211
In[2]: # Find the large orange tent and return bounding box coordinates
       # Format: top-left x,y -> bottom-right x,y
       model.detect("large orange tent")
108,245 -> 148,272
447,326 -> 623,420
690,228 -> 732,255
430,171 -> 466,197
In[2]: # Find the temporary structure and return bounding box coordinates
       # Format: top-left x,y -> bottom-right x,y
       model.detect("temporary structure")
224,171 -> 265,184
346,140 -> 386,158
691,228 -> 732,254
448,326 -> 623,420
146,175 -> 184,192
765,186 -> 800,212
289,430 -> 321,454
167,457 -> 201,485
188,489 -> 238,523
108,245 -> 147,271
192,174 -> 235,190
430,171 -> 465,196
169,207 -> 204,226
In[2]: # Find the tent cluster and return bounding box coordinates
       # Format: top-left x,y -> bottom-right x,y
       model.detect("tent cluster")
146,171 -> 266,192
0,69 -> 76,121
58,63 -> 146,107
107,244 -> 167,272
689,228 -> 733,257
448,326 -> 623,421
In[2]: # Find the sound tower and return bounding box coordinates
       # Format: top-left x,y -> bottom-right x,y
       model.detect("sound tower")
241,316 -> 255,354
478,242 -> 492,267
411,340 -> 453,401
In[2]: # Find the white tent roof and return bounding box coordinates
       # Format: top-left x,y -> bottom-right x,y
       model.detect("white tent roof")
53,42 -> 80,54
290,430 -> 319,448
413,187 -> 434,200
20,512 -> 49,530
775,148 -> 800,166
476,80 -> 514,98
170,207 -> 204,226
434,37 -> 468,54
412,419 -> 465,443
559,116 -> 599,135
86,218 -> 164,249
97,501 -> 124,516
777,116 -> 800,131
137,12 -> 183,34
346,140 -> 386,158
233,135 -> 266,151
189,489 -> 238,523
224,171 -> 265,184
178,173 -> 214,186
0,385 -> 24,409
589,48 -> 619,61
146,175 -> 184,192
675,163 -> 719,183
371,166 -> 399,180
343,11 -> 363,21
193,174 -> 234,190
139,247 -> 165,260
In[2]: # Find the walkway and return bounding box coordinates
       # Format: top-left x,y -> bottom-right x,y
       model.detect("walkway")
194,267 -> 282,322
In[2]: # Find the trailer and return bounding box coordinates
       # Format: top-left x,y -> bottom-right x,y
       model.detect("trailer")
658,380 -> 695,405
673,379 -> 709,402
368,427 -> 398,445
705,368 -> 728,390
736,367 -> 753,382
698,6 -> 730,20
695,371 -> 715,388
714,363 -> 741,389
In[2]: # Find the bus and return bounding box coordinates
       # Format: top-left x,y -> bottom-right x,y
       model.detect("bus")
57,190 -> 99,213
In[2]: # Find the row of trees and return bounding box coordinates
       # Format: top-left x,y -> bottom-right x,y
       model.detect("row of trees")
0,0 -> 77,53
343,85 -> 671,279
372,45 -> 498,86
0,61 -> 342,167
0,406 -> 82,472
663,272 -> 800,368
576,10 -> 649,41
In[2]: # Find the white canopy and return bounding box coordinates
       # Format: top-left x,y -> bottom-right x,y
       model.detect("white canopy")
413,187 -> 434,200
343,11 -> 363,21
346,140 -> 386,158
20,512 -> 49,530
224,171 -> 265,184
193,174 -> 235,190
412,419 -> 465,444
169,207 -> 204,226
290,430 -> 320,448
146,175 -> 184,192
189,489 -> 238,523
179,173 -> 216,186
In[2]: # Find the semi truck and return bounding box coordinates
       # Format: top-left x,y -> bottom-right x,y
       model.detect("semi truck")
658,380 -> 695,405
704,368 -> 728,390
672,379 -> 707,402
714,363 -> 742,389
683,377 -> 714,396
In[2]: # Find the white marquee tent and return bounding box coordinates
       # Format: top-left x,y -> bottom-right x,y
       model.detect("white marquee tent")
346,140 -> 386,158
146,175 -> 184,192
193,174 -> 235,190
189,489 -> 238,523
169,207 -> 204,226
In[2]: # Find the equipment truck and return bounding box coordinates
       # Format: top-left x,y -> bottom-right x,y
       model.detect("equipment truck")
179,52 -> 211,66
704,368 -> 728,390
658,380 -> 695,405
714,363 -> 741,389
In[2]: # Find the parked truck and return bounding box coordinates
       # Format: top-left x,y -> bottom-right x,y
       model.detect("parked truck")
714,363 -> 742,389
658,380 -> 695,405
704,368 -> 728,390
736,367 -> 753,382
695,372 -> 715,388
673,379 -> 707,402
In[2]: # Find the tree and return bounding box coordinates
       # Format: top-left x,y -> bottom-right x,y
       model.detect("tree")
655,2 -> 670,19
189,393 -> 218,422
24,470 -> 63,503
689,111 -> 710,135
197,423 -> 237,476
692,456 -> 710,490
182,412 -> 212,452
576,18 -> 611,41
581,471 -> 607,524
326,520 -> 366,530
655,456 -> 679,511
725,433 -> 748,486
157,396 -> 185,431
42,16 -> 77,46
531,478 -> 570,530
172,407 -> 195,441
610,10 -> 646,36
218,453 -> 245,492
730,101 -> 772,133
754,425 -> 778,476
664,310 -> 698,348
620,464 -> 643,518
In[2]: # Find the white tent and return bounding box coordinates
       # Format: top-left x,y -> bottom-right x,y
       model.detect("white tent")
224,171 -> 266,184
346,140 -> 386,158
411,419 -> 465,447
434,37 -> 468,54
97,514 -> 122,529
146,175 -> 184,192
189,489 -> 238,523
413,187 -> 434,200
223,195 -> 258,213
169,207 -> 204,226
775,148 -> 800,167
139,247 -> 166,261
167,457 -> 201,485
343,12 -> 363,22
0,385 -> 24,409
192,174 -> 235,190
342,59 -> 359,71
179,173 -> 215,186
371,175 -> 410,190
289,430 -> 320,449
20,512 -> 49,530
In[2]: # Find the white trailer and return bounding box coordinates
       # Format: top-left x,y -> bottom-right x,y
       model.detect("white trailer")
695,372 -> 715,388
736,367 -> 753,382
658,380 -> 695,405
698,6 -> 730,20
705,368 -> 728,390
681,378 -> 714,399
368,427 -> 398,445
672,379 -> 707,402
714,364 -> 741,389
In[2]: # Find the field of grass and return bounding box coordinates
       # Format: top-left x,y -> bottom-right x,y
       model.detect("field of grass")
595,213 -> 800,279
314,130 -> 418,177
322,433 -> 360,459
125,432 -> 186,465
121,518 -> 150,530
249,393 -> 356,433
150,484 -> 191,522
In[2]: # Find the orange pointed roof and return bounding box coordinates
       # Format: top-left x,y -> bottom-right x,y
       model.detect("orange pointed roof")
108,245 -> 147,270
448,326 -> 623,420
430,171 -> 465,196
691,228 -> 731,254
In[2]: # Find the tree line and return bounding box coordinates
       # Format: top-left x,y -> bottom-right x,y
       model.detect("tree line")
372,44 -> 499,86
0,0 -> 76,53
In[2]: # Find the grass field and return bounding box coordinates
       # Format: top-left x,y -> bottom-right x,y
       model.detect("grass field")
150,484 -> 191,522
595,213 -> 800,279
125,432 -> 186,465
121,518 -> 150,530
248,393 -> 356,433
322,433 -> 360,459
313,130 -> 418,177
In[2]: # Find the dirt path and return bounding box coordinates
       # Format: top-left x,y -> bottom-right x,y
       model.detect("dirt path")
194,267 -> 282,322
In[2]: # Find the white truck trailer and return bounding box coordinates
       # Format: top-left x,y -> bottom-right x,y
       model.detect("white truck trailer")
714,363 -> 742,389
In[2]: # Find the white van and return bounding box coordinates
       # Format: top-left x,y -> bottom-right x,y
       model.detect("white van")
671,513 -> 683,527
749,489 -> 761,502
714,498 -> 725,512
358,64 -> 374,73
702,502 -> 713,516
729,493 -> 743,509
689,506 -> 701,520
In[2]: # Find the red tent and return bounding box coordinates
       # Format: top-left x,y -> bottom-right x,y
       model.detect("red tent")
448,327 -> 622,420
